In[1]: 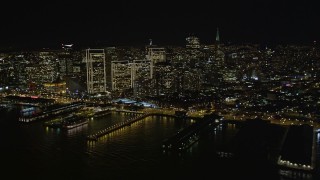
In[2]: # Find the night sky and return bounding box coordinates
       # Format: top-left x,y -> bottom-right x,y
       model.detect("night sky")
0,0 -> 319,48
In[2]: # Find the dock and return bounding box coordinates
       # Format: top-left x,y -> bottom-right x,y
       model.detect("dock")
87,113 -> 150,141
87,111 -> 214,142
19,102 -> 84,123
162,114 -> 222,152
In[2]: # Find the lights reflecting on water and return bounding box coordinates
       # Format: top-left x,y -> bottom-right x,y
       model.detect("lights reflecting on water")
279,169 -> 313,180
67,124 -> 88,136
5,110 -> 319,179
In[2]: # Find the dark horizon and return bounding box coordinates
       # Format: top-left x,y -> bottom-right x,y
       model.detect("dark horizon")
1,0 -> 319,49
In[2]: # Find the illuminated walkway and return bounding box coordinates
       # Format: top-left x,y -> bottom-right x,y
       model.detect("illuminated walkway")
87,113 -> 150,141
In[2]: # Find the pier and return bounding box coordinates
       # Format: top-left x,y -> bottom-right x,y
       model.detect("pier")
43,113 -> 88,130
114,109 -> 145,115
278,124 -> 314,171
87,113 -> 150,141
162,114 -> 222,152
87,111 -> 215,141
19,102 -> 84,123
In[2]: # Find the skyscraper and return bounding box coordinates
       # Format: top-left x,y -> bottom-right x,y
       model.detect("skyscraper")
86,49 -> 106,94
186,36 -> 201,61
131,60 -> 151,87
186,36 -> 200,49
131,60 -> 152,98
216,27 -> 220,44
146,47 -> 166,78
111,60 -> 131,91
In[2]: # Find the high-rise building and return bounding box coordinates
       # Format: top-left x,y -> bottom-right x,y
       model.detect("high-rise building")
131,60 -> 151,86
111,60 -> 131,91
131,60 -> 151,98
186,36 -> 200,49
146,47 -> 166,78
111,59 -> 151,95
86,49 -> 106,94
216,28 -> 220,44
147,48 -> 166,64
186,36 -> 202,61
58,44 -> 74,78
214,28 -> 225,68
153,63 -> 175,96
105,47 -> 117,90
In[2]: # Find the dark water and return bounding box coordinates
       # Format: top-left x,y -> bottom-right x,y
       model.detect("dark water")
0,109 -> 319,180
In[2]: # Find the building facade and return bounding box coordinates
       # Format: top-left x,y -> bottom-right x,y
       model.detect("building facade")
86,49 -> 106,94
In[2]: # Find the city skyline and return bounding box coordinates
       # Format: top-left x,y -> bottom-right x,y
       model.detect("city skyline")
1,0 -> 319,49
1,8 -> 320,178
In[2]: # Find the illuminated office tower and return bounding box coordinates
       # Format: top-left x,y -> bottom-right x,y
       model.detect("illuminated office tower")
104,47 -> 117,90
111,60 -> 132,91
131,60 -> 151,86
86,49 -> 106,94
153,64 -> 175,96
131,60 -> 151,97
146,47 -> 166,78
186,36 -> 200,49
186,36 -> 201,61
58,44 -> 74,77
